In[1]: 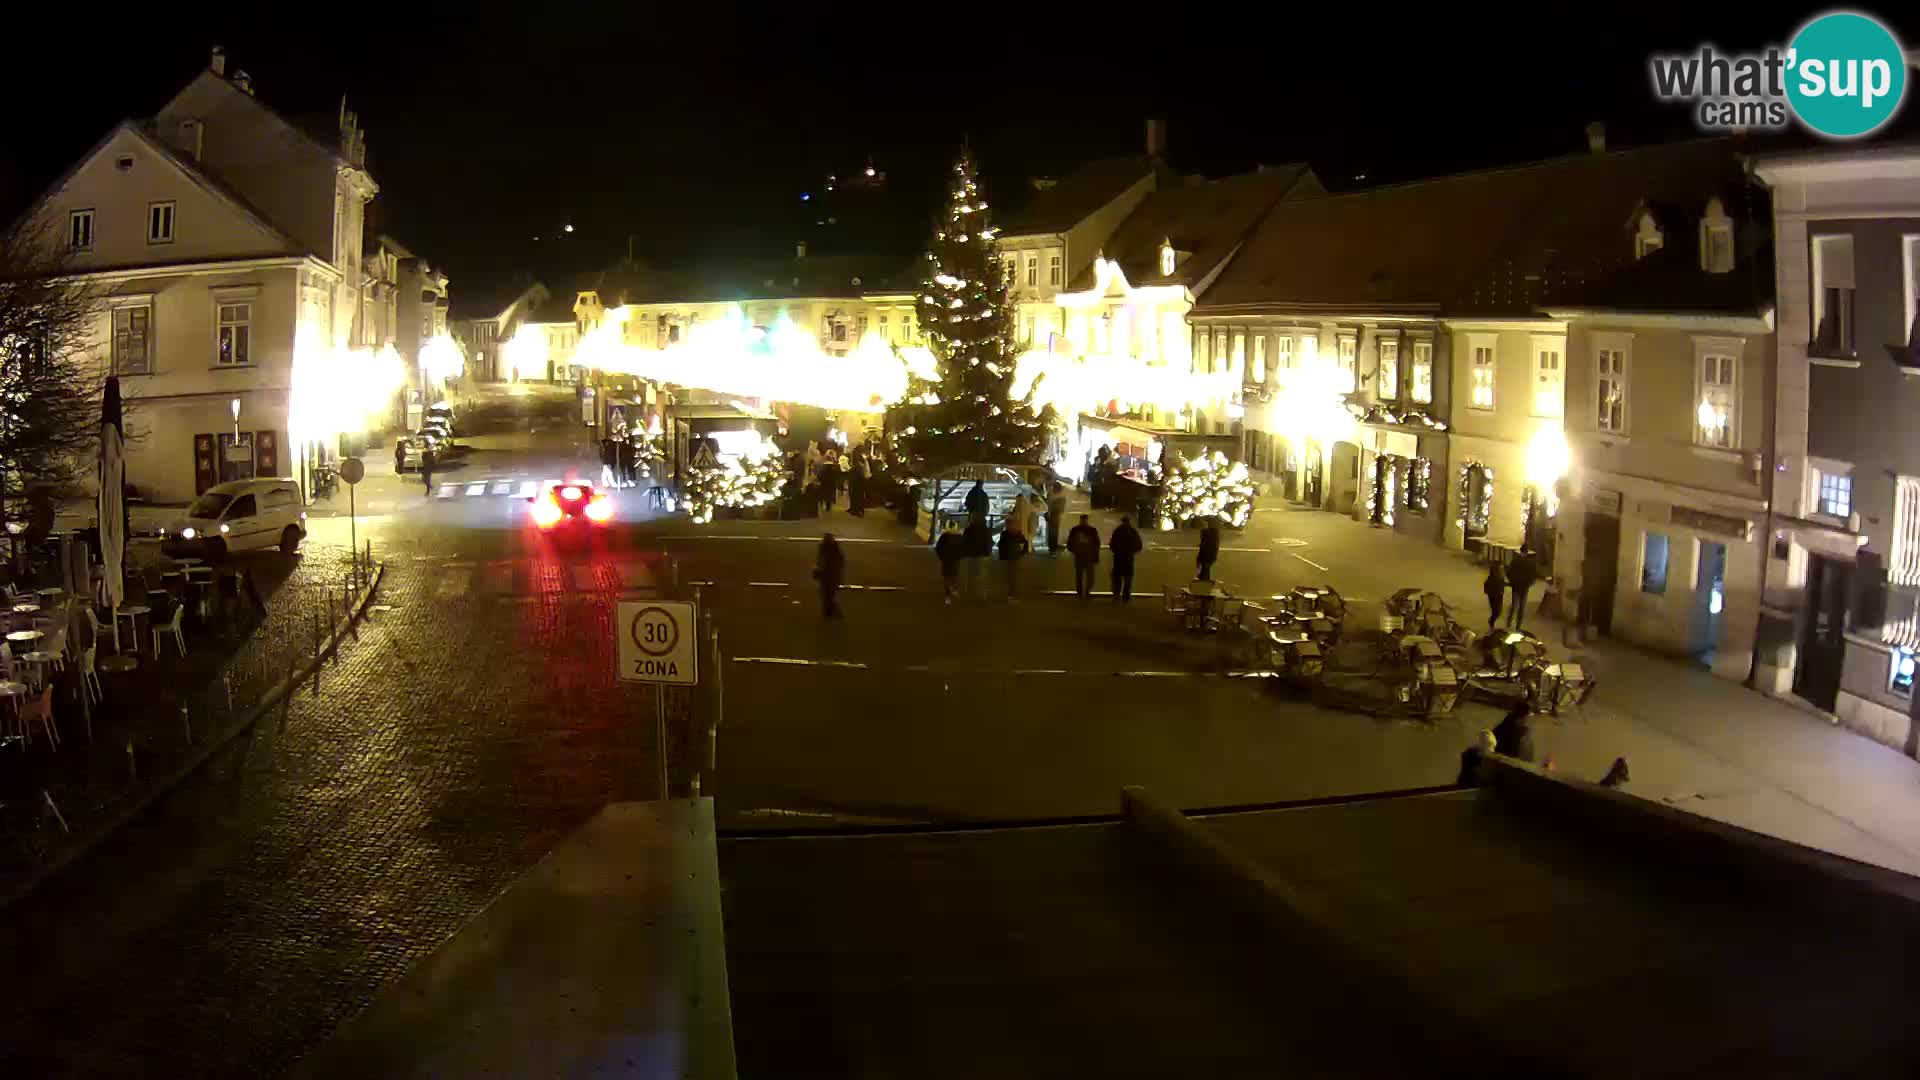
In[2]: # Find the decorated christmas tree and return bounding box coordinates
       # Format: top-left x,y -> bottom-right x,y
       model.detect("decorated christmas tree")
889,150 -> 1055,476
1159,450 -> 1256,530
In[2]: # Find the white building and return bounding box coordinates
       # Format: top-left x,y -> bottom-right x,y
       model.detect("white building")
16,49 -> 378,501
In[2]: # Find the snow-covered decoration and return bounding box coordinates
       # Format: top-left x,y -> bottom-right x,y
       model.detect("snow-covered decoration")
1159,450 -> 1255,529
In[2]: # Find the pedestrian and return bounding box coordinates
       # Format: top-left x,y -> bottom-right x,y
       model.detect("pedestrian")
1456,729 -> 1497,785
1092,445 -> 1114,509
1598,757 -> 1631,788
599,436 -> 617,488
821,444 -> 842,510
1482,559 -> 1507,631
420,446 -> 436,495
934,521 -> 965,603
1197,516 -> 1221,581
998,517 -> 1030,601
1045,482 -> 1068,555
962,514 -> 992,599
1067,513 -> 1101,603
1492,705 -> 1536,763
1507,549 -> 1539,631
394,438 -> 407,476
847,449 -> 868,516
814,532 -> 845,618
1109,514 -> 1143,603
1021,489 -> 1041,544
1007,490 -> 1031,542
964,478 -> 990,524
616,438 -> 635,489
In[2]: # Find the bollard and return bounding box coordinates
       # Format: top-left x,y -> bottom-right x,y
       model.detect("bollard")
181,702 -> 192,743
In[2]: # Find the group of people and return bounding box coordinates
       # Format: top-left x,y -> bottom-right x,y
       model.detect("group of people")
1456,704 -> 1630,789
598,427 -> 657,490
1480,548 -> 1541,632
797,440 -> 871,518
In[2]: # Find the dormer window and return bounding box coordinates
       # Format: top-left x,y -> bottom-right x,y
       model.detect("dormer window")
1633,212 -> 1664,260
1699,197 -> 1734,274
1159,239 -> 1176,277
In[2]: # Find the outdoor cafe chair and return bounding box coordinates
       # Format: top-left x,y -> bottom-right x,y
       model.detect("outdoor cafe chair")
79,645 -> 101,704
153,605 -> 187,661
18,686 -> 55,750
85,607 -> 117,654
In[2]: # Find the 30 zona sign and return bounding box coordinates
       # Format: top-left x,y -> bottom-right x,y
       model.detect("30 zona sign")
616,600 -> 698,684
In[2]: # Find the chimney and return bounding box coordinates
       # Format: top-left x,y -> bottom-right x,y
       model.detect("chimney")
1585,121 -> 1606,155
795,241 -> 807,259
233,70 -> 254,96
1146,117 -> 1167,159
210,46 -> 226,76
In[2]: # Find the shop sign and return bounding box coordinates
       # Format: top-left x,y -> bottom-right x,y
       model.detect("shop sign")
1589,488 -> 1623,515
1671,505 -> 1752,541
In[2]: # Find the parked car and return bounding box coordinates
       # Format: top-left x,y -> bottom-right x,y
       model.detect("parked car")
426,401 -> 456,434
395,433 -> 442,471
161,478 -> 307,559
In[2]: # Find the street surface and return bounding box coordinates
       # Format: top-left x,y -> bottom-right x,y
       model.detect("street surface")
4,381 -> 1920,1076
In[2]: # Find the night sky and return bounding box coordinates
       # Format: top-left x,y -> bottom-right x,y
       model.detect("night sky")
4,4 -> 1916,310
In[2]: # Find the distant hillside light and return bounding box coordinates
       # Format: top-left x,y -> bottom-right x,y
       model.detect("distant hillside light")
563,224 -> 575,234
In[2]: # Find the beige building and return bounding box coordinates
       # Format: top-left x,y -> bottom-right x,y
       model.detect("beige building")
453,281 -> 549,382
993,151 -> 1160,352
18,50 -> 380,501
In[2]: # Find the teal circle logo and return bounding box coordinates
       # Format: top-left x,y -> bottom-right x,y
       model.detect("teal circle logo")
1786,11 -> 1907,138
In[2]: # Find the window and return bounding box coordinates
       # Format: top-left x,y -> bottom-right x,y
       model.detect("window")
1048,254 -> 1062,286
1160,242 -> 1176,277
1597,343 -> 1628,433
1194,329 -> 1210,373
68,209 -> 94,251
1694,339 -> 1740,448
1230,330 -> 1245,377
147,201 -> 175,244
1409,340 -> 1433,404
1469,336 -> 1496,410
1026,255 -> 1037,287
1275,335 -> 1294,372
1894,648 -> 1917,696
1698,198 -> 1734,274
1376,337 -> 1399,399
1213,329 -> 1228,375
1641,532 -> 1670,594
1811,234 -> 1856,357
1024,315 -> 1035,344
225,494 -> 257,520
1817,471 -> 1852,519
1904,235 -> 1920,355
1002,257 -> 1015,284
1634,212 -> 1663,259
1251,335 -> 1267,384
217,303 -> 251,366
112,305 -> 152,375
1894,477 -> 1920,587
1336,332 -> 1357,392
1531,337 -> 1563,417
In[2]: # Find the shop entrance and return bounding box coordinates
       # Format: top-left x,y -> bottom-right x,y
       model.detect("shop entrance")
1689,540 -> 1728,664
1795,554 -> 1851,711
1582,511 -> 1621,635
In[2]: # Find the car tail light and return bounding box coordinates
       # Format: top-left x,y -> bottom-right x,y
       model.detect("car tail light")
584,495 -> 613,523
530,496 -> 563,528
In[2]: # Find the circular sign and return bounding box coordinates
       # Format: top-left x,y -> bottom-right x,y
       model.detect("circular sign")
629,605 -> 680,657
339,457 -> 366,485
1786,12 -> 1908,139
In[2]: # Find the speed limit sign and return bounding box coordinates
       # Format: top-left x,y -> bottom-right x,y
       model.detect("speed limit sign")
616,600 -> 698,684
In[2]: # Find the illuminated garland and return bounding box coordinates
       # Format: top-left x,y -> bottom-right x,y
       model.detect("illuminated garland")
1405,456 -> 1432,512
1456,460 -> 1494,533
1367,454 -> 1398,527
1158,450 -> 1255,529
684,450 -> 787,524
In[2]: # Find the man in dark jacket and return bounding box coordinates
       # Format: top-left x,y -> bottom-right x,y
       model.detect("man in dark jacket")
1109,515 -> 1144,603
815,533 -> 845,618
1492,706 -> 1536,763
1196,517 -> 1221,581
997,521 -> 1030,601
847,450 -> 867,516
420,446 -> 436,495
963,479 -> 990,523
962,516 -> 993,599
1506,550 -> 1539,630
1066,514 -> 1101,603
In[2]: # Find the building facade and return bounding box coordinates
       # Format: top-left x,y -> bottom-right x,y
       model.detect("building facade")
1754,147 -> 1920,753
19,50 -> 384,501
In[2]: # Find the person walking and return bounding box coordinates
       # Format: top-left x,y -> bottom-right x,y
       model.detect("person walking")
820,445 -> 842,511
420,445 -> 436,495
814,533 -> 845,618
1506,549 -> 1539,631
394,438 -> 407,477
1045,482 -> 1068,555
847,449 -> 868,516
1109,515 -> 1143,603
1196,517 -> 1221,581
934,521 -> 965,603
1492,705 -> 1536,763
962,514 -> 992,600
1482,559 -> 1507,631
964,478 -> 990,523
1456,729 -> 1497,785
1021,489 -> 1042,547
1067,514 -> 1101,603
599,436 -> 618,489
998,518 -> 1030,601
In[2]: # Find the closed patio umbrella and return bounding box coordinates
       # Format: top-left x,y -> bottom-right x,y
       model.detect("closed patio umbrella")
98,376 -> 125,647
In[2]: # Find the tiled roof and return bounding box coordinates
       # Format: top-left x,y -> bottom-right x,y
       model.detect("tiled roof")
588,256 -> 917,307
996,155 -> 1157,236
1065,165 -> 1315,294
1196,138 -> 1761,317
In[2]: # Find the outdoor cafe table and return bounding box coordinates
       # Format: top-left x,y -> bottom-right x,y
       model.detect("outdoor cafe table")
1180,581 -> 1231,632
10,603 -> 38,616
115,605 -> 151,646
18,651 -> 56,688
6,629 -> 43,648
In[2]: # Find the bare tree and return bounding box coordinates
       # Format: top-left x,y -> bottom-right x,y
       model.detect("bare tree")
0,219 -> 113,538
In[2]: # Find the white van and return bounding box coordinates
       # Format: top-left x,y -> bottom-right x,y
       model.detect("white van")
161,478 -> 308,559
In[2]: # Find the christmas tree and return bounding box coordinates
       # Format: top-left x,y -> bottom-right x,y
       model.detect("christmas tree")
889,150 -> 1056,476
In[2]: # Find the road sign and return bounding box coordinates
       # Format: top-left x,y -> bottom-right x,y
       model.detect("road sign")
339,457 -> 365,485
688,441 -> 718,470
617,600 -> 698,684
